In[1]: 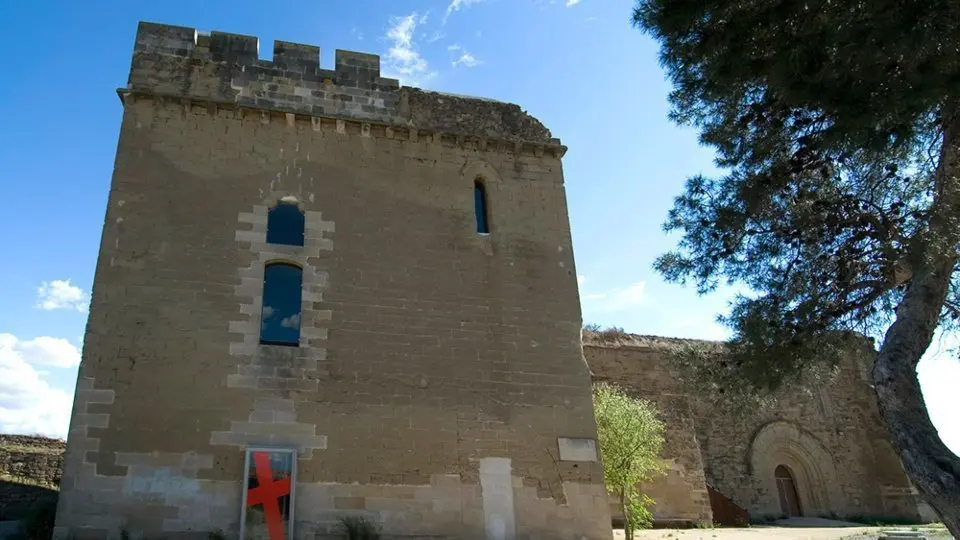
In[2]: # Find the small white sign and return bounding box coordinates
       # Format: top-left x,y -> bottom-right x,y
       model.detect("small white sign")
557,437 -> 599,462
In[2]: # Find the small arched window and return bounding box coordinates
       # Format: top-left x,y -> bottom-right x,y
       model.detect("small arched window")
259,263 -> 303,347
474,180 -> 489,234
267,201 -> 305,246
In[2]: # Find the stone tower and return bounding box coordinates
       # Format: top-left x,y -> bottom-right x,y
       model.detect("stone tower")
54,21 -> 610,540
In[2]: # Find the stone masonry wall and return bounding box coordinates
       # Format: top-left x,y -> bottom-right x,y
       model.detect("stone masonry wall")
126,22 -> 556,144
582,333 -> 925,523
0,435 -> 64,521
0,436 -> 64,488
585,340 -> 713,526
55,21 -> 609,540
689,337 -> 924,521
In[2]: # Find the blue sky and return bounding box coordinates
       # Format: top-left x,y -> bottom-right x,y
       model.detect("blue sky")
0,0 -> 957,457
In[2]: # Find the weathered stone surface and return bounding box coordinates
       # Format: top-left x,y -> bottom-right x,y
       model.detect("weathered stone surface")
583,332 -> 928,525
54,21 -> 607,540
123,21 -> 556,146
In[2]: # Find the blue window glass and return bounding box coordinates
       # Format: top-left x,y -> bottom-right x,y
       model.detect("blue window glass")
259,263 -> 302,346
474,181 -> 489,234
267,202 -> 305,246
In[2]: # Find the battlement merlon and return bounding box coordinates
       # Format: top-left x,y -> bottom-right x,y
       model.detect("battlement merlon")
125,21 -> 558,145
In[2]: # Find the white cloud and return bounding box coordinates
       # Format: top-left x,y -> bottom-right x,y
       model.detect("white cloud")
262,306 -> 275,319
566,0 -> 581,5
350,27 -> 364,41
281,314 -> 301,329
577,275 -> 586,286
585,16 -> 598,22
580,280 -> 647,310
383,13 -> 435,85
448,44 -> 482,68
36,279 -> 88,313
426,30 -> 446,43
444,0 -> 486,23
613,281 -> 647,306
454,52 -> 481,67
0,333 -> 75,438
15,336 -> 81,368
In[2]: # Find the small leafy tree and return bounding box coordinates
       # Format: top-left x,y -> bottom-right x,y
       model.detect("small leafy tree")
632,0 -> 960,533
593,382 -> 665,538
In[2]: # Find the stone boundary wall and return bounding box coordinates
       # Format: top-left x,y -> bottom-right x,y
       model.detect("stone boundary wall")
0,436 -> 64,488
584,340 -> 713,526
581,331 -> 926,523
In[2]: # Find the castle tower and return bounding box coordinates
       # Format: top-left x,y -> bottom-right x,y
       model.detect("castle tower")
54,22 -> 610,540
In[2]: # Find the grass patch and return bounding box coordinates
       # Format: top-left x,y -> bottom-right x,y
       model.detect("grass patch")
0,443 -> 63,455
337,516 -> 381,540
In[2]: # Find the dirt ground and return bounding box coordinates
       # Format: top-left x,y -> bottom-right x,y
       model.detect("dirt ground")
621,527 -> 876,540
616,518 -> 952,540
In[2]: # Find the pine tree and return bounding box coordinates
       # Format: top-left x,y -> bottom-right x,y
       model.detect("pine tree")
632,0 -> 960,532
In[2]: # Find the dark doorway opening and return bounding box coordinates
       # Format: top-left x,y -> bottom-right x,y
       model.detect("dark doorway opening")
775,465 -> 802,516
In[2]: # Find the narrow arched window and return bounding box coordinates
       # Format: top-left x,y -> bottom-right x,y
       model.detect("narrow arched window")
259,263 -> 302,346
474,180 -> 489,234
267,202 -> 305,246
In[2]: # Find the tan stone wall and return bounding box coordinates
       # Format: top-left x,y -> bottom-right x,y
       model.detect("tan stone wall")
586,344 -> 713,526
690,340 -> 923,521
55,23 -> 610,539
582,335 -> 925,523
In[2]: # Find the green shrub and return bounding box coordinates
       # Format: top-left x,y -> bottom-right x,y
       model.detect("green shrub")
337,516 -> 380,540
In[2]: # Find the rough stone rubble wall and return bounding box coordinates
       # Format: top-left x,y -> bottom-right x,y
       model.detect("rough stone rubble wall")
582,334 -> 925,523
585,344 -> 713,526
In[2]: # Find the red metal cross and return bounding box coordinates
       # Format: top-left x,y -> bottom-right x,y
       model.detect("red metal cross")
247,452 -> 292,540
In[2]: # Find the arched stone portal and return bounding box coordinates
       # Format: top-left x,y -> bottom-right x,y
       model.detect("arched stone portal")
749,421 -> 841,517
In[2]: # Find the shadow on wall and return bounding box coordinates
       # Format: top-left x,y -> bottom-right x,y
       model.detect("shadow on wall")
0,480 -> 58,522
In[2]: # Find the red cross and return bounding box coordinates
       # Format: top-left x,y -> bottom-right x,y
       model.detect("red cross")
247,452 -> 292,540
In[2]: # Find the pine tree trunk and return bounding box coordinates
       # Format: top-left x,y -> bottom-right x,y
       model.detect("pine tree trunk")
873,101 -> 960,537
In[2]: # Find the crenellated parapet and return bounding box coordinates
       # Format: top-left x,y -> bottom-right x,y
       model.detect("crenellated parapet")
123,21 -> 559,147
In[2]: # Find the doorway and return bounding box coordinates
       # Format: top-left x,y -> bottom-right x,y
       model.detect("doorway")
775,465 -> 802,516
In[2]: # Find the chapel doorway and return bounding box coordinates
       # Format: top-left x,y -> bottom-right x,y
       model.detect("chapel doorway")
775,465 -> 802,516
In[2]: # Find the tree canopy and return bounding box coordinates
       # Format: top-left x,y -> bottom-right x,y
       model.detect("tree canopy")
632,0 -> 960,532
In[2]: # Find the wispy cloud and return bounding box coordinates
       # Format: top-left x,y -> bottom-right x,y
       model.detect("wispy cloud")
566,0 -> 581,5
577,275 -> 586,286
350,27 -> 364,41
281,314 -> 301,329
448,44 -> 482,68
36,279 -> 88,313
580,280 -> 647,311
383,13 -> 435,85
426,30 -> 446,43
444,0 -> 486,23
